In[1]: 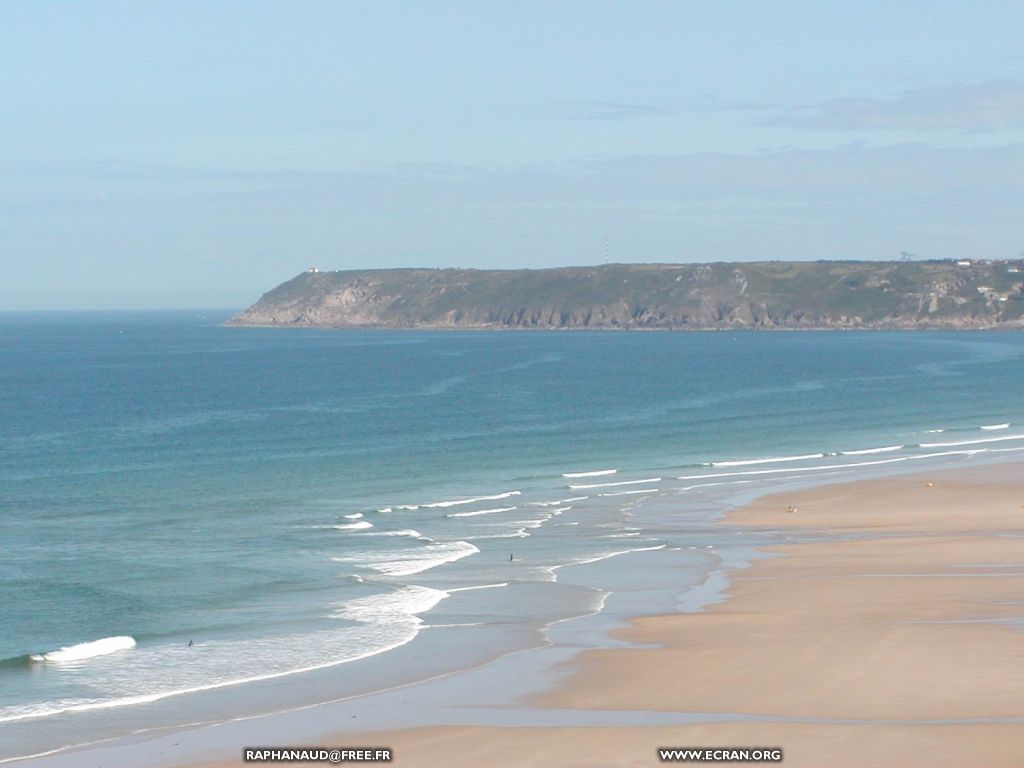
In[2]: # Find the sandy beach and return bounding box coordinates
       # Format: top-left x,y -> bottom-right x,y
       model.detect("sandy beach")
26,462 -> 1024,768
313,465 -> 1024,768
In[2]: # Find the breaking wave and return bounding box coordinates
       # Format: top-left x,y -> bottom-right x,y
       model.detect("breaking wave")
333,521 -> 373,530
840,445 -> 903,456
332,541 -> 480,577
919,433 -> 1024,448
710,453 -> 824,467
568,477 -> 661,490
445,506 -> 517,518
29,636 -> 136,663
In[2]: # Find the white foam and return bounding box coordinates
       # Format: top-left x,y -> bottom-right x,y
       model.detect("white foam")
445,506 -> 517,518
562,469 -> 617,478
376,507 -> 392,513
4,615 -> 431,725
448,582 -> 509,593
503,518 -> 546,529
529,496 -> 589,507
332,585 -> 448,624
344,513 -> 364,520
680,456 -> 910,479
463,530 -> 530,540
332,541 -> 479,577
925,428 -> 945,433
353,529 -> 423,538
419,491 -> 521,509
599,489 -> 659,497
681,449 -> 989,480
333,521 -> 373,530
913,449 -> 987,458
551,544 -> 668,573
711,453 -> 824,467
678,480 -> 755,492
29,636 -> 136,663
919,433 -> 1024,448
981,423 -> 1010,430
568,477 -> 661,490
841,445 -> 904,455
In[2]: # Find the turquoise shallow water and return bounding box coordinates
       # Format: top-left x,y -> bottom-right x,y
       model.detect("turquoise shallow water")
2,311 -> 1024,759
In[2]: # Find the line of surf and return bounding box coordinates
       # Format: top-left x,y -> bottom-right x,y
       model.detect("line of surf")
333,521 -> 373,530
919,433 -> 1024,448
29,636 -> 136,663
445,506 -> 517,518
331,541 -> 480,577
410,491 -> 521,509
548,544 -> 669,575
710,453 -> 824,467
561,469 -> 617,478
568,477 -> 661,490
529,496 -> 588,507
0,586 -> 457,725
0,624 -> 423,726
462,529 -> 530,540
679,450 -> 985,480
352,529 -> 424,538
447,583 -> 509,593
840,445 -> 903,455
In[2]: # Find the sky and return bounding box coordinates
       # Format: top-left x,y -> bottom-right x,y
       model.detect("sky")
2,1 -> 1024,309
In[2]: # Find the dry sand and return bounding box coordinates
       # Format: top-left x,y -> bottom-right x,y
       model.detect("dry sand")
208,466 -> 1024,767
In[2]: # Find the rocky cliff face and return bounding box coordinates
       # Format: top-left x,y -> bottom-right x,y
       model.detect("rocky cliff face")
229,262 -> 1024,330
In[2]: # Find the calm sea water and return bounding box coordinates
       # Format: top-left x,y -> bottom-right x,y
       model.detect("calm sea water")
2,311 -> 1023,759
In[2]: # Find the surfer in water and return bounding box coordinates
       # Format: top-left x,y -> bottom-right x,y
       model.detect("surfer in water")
188,639 -> 194,647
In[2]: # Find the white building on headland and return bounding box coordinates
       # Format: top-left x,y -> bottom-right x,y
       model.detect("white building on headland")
307,267 -> 320,273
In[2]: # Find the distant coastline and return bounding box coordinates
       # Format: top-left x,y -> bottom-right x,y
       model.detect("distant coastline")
229,261 -> 1024,331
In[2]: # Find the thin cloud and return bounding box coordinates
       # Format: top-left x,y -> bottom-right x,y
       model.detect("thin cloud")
560,100 -> 672,121
766,81 -> 1024,132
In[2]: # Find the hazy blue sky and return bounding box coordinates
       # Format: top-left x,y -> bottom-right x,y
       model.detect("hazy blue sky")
3,1 -> 1024,308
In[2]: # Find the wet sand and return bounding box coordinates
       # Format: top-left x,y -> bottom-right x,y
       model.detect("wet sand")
329,467 -> 1024,767
39,464 -> 1024,768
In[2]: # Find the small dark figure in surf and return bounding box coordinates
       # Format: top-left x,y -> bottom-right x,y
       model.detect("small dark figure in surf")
188,639 -> 194,647
509,553 -> 514,561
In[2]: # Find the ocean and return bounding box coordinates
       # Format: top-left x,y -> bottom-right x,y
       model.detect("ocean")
2,311 -> 1024,761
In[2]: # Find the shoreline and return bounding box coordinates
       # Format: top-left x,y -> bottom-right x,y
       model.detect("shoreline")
13,460 -> 1024,767
223,321 -> 1024,331
250,462 -> 1024,767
